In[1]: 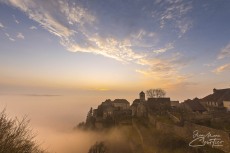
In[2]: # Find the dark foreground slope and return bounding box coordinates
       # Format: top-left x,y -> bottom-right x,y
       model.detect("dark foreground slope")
88,118 -> 224,153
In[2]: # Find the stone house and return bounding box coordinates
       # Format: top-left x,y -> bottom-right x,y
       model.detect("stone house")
131,99 -> 140,116
103,105 -> 115,119
131,91 -> 147,117
113,99 -> 130,110
131,101 -> 147,117
94,98 -> 131,120
200,88 -> 230,111
147,97 -> 171,112
131,91 -> 172,116
170,101 -> 179,108
181,98 -> 207,113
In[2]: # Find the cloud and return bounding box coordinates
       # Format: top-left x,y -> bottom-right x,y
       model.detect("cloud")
4,0 -> 75,38
13,15 -> 19,24
131,29 -> 147,40
29,26 -> 37,30
176,19 -> 193,37
136,53 -> 190,81
5,33 -> 10,37
1,0 -> 184,63
213,64 -> 230,74
17,32 -> 25,39
4,32 -> 15,41
58,0 -> 95,25
153,43 -> 174,54
63,35 -> 145,63
15,20 -> 19,24
129,30 -> 159,48
1,0 -> 192,83
218,43 -> 230,59
154,0 -> 193,36
9,37 -> 15,41
0,22 -> 4,28
1,0 -> 145,65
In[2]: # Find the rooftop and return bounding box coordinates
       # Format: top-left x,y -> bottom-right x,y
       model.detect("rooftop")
140,91 -> 145,94
113,99 -> 129,104
183,98 -> 206,112
201,88 -> 230,104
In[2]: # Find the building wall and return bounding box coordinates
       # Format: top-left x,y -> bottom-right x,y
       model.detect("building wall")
131,106 -> 137,116
171,101 -> 179,107
113,103 -> 129,109
147,98 -> 171,111
136,103 -> 147,117
103,107 -> 114,119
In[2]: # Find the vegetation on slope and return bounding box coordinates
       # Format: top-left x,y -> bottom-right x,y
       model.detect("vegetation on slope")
0,110 -> 47,153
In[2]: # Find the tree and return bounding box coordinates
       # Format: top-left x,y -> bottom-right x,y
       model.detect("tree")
0,110 -> 47,153
88,142 -> 107,153
146,88 -> 166,98
85,107 -> 95,128
74,122 -> 85,130
86,107 -> 93,124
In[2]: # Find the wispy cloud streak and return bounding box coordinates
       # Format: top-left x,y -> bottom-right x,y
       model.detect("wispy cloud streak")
218,43 -> 230,59
0,22 -> 4,28
213,64 -> 230,74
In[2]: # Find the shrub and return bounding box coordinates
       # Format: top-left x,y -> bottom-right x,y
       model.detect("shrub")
88,141 -> 107,153
0,110 -> 47,153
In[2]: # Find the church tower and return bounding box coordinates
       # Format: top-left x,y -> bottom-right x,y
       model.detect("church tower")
139,91 -> 145,102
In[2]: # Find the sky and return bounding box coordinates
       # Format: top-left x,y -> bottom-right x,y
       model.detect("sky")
1,0 -> 230,103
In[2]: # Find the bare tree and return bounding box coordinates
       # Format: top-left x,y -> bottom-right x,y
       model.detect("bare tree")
146,88 -> 166,98
0,110 -> 47,153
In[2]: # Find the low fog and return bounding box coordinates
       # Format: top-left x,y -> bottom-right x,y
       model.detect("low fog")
36,126 -> 133,153
0,94 -> 134,153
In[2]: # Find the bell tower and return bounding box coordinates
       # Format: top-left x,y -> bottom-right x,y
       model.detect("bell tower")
139,91 -> 145,102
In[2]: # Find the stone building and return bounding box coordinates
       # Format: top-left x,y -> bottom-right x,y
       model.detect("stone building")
103,105 -> 114,119
200,88 -> 230,111
146,97 -> 171,114
113,99 -> 130,110
131,91 -> 173,116
131,91 -> 148,117
180,98 -> 206,113
170,101 -> 179,108
139,91 -> 145,102
93,98 -> 131,126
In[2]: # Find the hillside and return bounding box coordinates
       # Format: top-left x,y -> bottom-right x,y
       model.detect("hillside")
86,118 -> 224,153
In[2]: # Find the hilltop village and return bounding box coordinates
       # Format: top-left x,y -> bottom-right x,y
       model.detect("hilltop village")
80,88 -> 230,152
83,88 -> 230,128
89,91 -> 174,128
